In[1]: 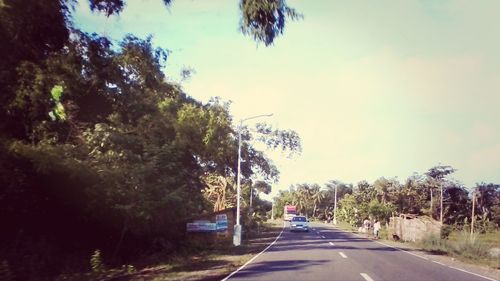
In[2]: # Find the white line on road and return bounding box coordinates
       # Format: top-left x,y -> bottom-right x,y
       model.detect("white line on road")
321,235 -> 326,239
338,252 -> 347,258
448,266 -> 498,281
360,273 -> 374,281
432,260 -> 445,265
374,240 -> 429,261
221,227 -> 285,281
330,226 -> 496,281
329,242 -> 335,246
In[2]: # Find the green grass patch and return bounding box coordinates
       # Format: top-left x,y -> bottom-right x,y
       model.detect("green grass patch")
334,220 -> 357,232
448,230 -> 500,248
417,230 -> 500,269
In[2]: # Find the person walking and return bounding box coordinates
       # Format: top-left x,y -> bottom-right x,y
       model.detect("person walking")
373,220 -> 381,239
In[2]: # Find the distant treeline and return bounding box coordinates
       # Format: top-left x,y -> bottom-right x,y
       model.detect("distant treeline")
274,167 -> 499,230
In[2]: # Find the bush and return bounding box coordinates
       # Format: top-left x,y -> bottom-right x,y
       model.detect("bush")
417,234 -> 449,254
441,225 -> 453,239
453,232 -> 489,259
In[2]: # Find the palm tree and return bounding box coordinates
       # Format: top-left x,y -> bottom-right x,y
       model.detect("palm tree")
311,185 -> 326,218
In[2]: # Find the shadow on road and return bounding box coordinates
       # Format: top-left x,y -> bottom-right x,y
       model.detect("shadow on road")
230,259 -> 330,279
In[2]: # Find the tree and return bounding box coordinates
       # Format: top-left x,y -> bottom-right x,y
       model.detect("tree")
239,0 -> 303,46
86,0 -> 301,46
474,183 -> 500,227
425,165 -> 456,222
0,2 -> 304,277
311,184 -> 326,218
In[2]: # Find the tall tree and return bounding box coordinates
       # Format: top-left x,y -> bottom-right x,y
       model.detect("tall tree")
425,165 -> 456,222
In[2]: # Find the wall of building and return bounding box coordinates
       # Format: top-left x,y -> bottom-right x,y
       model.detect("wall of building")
389,215 -> 441,242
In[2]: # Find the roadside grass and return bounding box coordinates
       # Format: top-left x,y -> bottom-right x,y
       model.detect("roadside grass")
56,220 -> 284,281
331,220 -> 499,269
333,221 -> 357,232
417,230 -> 500,269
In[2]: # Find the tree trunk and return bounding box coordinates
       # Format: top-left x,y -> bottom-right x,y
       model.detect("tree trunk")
112,218 -> 128,261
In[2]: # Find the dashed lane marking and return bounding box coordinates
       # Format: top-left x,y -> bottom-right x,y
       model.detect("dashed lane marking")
360,273 -> 374,281
321,235 -> 326,239
339,252 -> 347,258
329,242 -> 335,246
326,224 -> 497,281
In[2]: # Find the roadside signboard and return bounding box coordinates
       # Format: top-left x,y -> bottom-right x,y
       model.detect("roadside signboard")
216,214 -> 228,231
187,220 -> 217,232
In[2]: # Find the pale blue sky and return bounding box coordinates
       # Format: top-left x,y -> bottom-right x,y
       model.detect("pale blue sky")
74,0 -> 500,195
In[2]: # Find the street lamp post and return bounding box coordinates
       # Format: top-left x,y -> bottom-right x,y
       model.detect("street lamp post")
234,113 -> 273,246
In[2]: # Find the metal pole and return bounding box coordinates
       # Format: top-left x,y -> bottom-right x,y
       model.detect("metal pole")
233,122 -> 242,246
430,188 -> 433,218
333,184 -> 337,224
440,183 -> 443,225
233,113 -> 272,247
471,190 -> 476,238
271,202 -> 274,220
250,185 -> 253,209
237,121 -> 242,226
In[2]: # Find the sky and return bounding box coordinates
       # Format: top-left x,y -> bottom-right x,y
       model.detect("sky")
73,0 -> 500,197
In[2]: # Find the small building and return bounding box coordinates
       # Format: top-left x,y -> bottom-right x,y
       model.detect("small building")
388,214 -> 441,242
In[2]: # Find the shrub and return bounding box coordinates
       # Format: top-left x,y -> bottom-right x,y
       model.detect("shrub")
441,225 -> 453,239
453,231 -> 489,259
417,234 -> 449,254
90,250 -> 104,273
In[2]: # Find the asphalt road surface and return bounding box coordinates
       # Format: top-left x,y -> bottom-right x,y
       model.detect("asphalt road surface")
223,222 -> 498,281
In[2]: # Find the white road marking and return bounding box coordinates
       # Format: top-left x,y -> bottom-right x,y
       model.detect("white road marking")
448,266 -> 498,281
338,252 -> 347,258
374,240 -> 429,261
433,260 -> 445,265
329,242 -> 335,246
321,235 -> 326,239
221,227 -> 285,281
360,273 -> 374,281
330,226 -> 497,281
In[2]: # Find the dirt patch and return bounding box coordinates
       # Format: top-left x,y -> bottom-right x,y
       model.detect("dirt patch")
104,221 -> 283,281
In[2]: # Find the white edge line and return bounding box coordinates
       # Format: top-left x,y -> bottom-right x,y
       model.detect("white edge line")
360,273 -> 374,281
433,260 -> 445,265
448,266 -> 498,281
339,252 -> 347,258
221,227 -> 284,281
334,227 -> 496,281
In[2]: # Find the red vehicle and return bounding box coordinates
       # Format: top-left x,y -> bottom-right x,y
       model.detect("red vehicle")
283,205 -> 297,221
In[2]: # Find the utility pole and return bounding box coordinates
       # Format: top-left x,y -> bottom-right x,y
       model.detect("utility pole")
440,182 -> 443,225
250,185 -> 253,210
471,190 -> 476,239
271,202 -> 274,220
333,184 -> 338,225
430,188 -> 433,218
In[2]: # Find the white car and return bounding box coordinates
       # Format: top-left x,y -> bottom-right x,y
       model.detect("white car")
290,216 -> 309,232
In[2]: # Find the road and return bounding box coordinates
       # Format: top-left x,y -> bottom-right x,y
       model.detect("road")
223,222 -> 498,281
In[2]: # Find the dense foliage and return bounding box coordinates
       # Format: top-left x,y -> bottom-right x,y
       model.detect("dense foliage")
0,1 -> 301,280
275,167 -> 500,230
